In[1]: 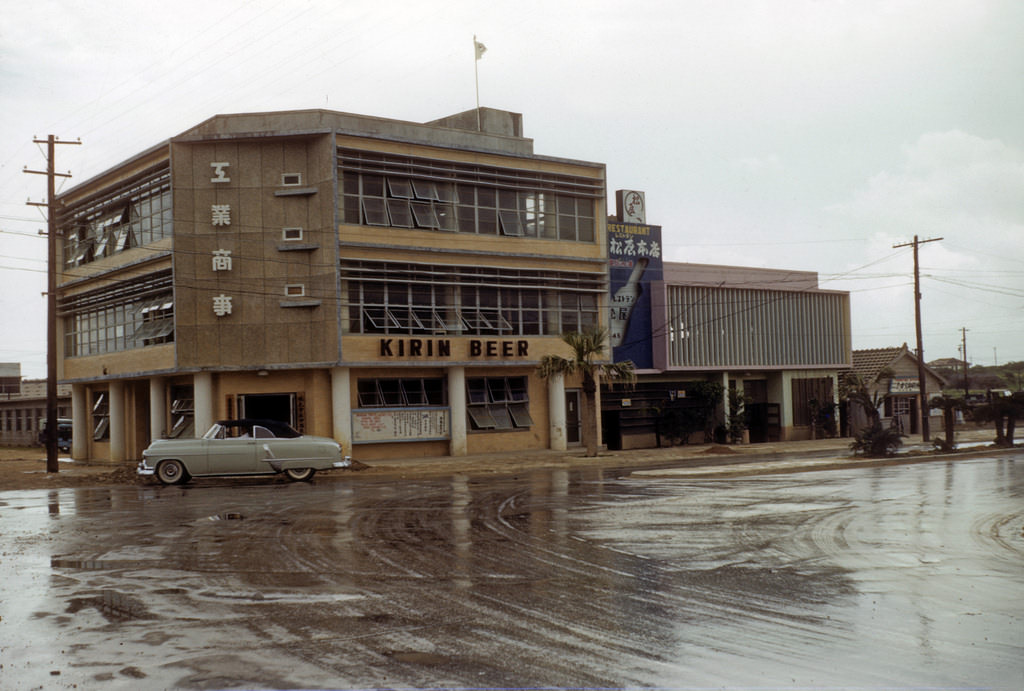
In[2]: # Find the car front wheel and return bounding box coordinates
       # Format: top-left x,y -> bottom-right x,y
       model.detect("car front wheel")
284,467 -> 316,482
156,459 -> 189,485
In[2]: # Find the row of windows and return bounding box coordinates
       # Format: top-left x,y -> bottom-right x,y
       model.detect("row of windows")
64,293 -> 174,357
62,258 -> 604,357
343,261 -> 604,336
355,376 -> 533,431
338,149 -> 600,242
348,282 -> 599,336
0,408 -> 44,432
62,168 -> 172,268
342,174 -> 596,241
357,378 -> 446,408
58,147 -> 601,272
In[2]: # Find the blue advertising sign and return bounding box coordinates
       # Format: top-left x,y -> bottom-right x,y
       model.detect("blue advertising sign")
608,222 -> 662,369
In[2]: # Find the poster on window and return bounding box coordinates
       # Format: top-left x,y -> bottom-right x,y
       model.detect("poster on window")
352,408 -> 450,443
608,222 -> 663,369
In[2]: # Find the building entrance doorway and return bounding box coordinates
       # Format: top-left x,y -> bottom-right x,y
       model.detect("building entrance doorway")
238,393 -> 295,427
565,390 -> 581,445
743,380 -> 780,443
886,395 -> 918,434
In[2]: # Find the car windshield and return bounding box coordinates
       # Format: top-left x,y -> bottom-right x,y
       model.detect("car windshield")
202,423 -> 226,440
202,420 -> 301,440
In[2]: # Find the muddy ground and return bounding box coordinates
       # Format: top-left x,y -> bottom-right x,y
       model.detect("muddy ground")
0,425 -> 1010,491
0,444 -> 725,490
0,448 -> 140,490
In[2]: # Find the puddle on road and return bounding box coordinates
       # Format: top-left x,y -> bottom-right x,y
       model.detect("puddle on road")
389,651 -> 450,665
194,588 -> 363,605
208,511 -> 245,521
51,557 -> 159,571
66,589 -> 156,622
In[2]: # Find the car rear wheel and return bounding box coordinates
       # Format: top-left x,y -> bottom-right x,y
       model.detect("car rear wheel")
156,459 -> 189,485
285,467 -> 316,482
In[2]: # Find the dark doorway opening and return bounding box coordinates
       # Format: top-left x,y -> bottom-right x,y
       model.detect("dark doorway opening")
239,394 -> 295,427
565,390 -> 581,445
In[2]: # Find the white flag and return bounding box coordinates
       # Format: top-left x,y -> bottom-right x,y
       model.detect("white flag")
474,38 -> 487,60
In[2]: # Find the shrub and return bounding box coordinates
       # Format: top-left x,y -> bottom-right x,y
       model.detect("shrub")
850,425 -> 904,457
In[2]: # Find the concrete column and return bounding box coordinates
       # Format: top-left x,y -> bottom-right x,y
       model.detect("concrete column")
548,373 -> 567,451
720,371 -> 731,430
776,371 -> 794,441
149,377 -> 166,443
193,371 -> 214,438
331,367 -> 352,457
71,383 -> 88,460
448,366 -> 467,456
109,380 -> 125,463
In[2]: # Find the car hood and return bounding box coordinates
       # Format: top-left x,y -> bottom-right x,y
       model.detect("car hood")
144,435 -> 340,449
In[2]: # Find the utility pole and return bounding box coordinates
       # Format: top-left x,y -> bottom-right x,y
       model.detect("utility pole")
25,135 -> 80,474
961,327 -> 969,399
893,235 -> 942,442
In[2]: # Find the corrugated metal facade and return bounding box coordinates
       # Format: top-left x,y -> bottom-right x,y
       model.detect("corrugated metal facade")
665,285 -> 850,369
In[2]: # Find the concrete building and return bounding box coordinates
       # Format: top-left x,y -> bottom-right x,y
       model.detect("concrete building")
598,209 -> 852,448
0,364 -> 72,447
56,108 -> 607,463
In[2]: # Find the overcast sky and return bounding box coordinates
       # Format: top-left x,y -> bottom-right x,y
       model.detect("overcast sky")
2,0 -> 1022,380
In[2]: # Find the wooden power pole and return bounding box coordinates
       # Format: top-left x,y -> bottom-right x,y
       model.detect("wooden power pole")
893,235 -> 942,442
961,327 -> 969,399
25,135 -> 79,473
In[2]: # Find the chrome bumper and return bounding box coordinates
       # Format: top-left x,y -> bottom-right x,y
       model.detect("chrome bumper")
333,455 -> 352,469
137,460 -> 155,476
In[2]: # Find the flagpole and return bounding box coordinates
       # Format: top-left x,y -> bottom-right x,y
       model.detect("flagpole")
474,35 -> 481,131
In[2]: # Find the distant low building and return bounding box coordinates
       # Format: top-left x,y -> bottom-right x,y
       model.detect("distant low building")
928,357 -> 968,370
0,364 -> 73,447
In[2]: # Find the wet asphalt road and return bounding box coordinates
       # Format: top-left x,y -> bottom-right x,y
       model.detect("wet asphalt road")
2,453 -> 1022,690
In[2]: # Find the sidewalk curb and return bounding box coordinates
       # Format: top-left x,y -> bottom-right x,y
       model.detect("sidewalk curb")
630,444 -> 1024,479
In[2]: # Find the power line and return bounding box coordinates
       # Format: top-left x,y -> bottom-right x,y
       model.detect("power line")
927,275 -> 1024,299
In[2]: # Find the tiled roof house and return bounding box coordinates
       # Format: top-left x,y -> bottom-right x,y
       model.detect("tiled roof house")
844,344 -> 947,435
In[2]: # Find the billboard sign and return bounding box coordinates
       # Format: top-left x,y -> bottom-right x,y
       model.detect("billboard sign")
608,221 -> 662,369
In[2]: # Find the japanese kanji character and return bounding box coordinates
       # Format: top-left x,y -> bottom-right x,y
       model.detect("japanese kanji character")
212,294 -> 233,316
211,249 -> 232,272
211,204 -> 231,226
210,162 -> 230,183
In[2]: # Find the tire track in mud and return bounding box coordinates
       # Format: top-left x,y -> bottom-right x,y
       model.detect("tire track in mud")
193,479 -> 637,686
28,458 -> 1023,688
533,482 -> 866,681
275,479 -> 680,686
324,477 -> 853,686
168,466 -> 1022,687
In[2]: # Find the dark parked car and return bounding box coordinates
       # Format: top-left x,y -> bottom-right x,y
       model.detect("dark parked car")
39,418 -> 72,453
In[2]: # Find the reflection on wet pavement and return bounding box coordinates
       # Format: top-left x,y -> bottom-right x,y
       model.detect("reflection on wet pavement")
1,455 -> 1022,689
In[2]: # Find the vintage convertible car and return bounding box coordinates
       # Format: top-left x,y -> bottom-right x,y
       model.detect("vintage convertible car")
138,419 -> 351,485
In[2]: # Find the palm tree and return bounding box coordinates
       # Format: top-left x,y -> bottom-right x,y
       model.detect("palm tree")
841,369 -> 905,457
537,327 -> 636,456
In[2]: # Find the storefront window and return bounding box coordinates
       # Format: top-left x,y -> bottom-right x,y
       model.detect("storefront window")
466,376 -> 533,431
